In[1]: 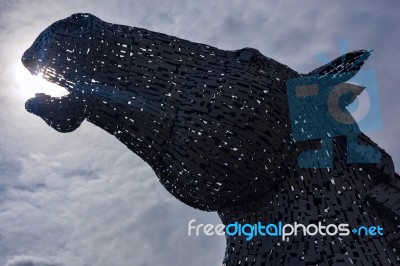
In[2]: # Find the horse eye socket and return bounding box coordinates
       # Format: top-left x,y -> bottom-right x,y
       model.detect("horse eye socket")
57,22 -> 82,33
236,49 -> 254,62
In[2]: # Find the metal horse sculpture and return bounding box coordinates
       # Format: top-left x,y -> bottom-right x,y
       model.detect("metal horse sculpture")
22,13 -> 399,265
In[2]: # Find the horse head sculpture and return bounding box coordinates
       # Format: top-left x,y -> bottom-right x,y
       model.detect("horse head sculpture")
22,13 -> 399,265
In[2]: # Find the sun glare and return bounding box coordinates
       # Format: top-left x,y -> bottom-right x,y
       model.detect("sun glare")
13,62 -> 68,98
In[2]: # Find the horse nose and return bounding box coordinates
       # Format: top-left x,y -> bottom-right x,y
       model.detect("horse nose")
21,50 -> 39,75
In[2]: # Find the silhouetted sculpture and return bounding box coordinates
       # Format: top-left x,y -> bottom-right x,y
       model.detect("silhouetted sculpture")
22,13 -> 399,265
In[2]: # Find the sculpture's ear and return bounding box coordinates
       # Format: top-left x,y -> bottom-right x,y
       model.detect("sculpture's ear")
307,50 -> 372,84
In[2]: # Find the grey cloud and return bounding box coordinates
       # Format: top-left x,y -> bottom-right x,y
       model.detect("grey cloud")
5,255 -> 63,266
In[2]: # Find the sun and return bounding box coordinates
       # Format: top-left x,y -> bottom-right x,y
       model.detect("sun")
13,62 -> 68,98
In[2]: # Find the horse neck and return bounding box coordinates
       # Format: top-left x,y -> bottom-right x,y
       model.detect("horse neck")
217,164 -> 398,265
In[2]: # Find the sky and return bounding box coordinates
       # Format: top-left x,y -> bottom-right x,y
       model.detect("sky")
0,1 -> 399,265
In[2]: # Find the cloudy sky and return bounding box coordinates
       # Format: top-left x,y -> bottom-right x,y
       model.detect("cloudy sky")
0,1 -> 399,265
